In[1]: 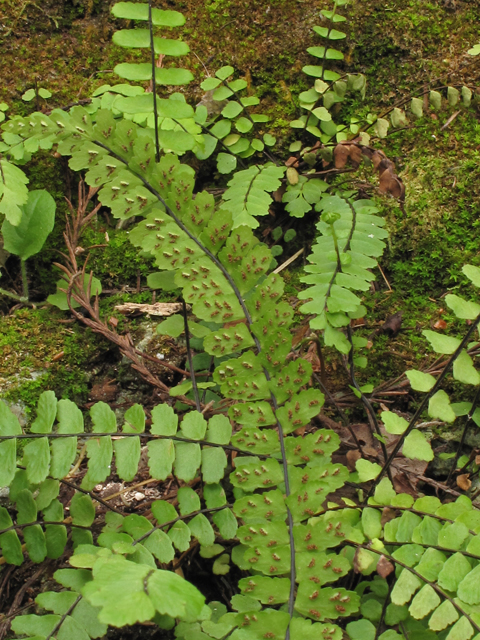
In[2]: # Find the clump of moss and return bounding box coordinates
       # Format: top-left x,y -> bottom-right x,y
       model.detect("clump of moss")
0,308 -> 104,413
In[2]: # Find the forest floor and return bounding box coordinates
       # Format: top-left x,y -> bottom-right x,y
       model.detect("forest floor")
1,0 -> 479,420
1,0 -> 480,636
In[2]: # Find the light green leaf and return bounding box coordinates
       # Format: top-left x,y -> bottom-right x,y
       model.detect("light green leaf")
23,437 -> 50,484
0,401 -> 22,486
148,440 -> 175,480
188,514 -> 215,546
180,411 -> 207,440
174,442 -> 201,482
151,404 -> 178,436
157,314 -> 185,338
111,3 -> 186,26
428,390 -> 456,423
457,565 -> 480,604
461,86 -> 472,108
216,66 -> 234,80
113,63 -> 193,86
422,330 -> 461,354
168,520 -> 191,552
82,555 -> 155,626
408,584 -> 440,619
374,118 -> 389,138
391,568 -> 422,606
381,411 -> 408,435
453,350 -> 480,385
406,370 -> 436,392
202,447 -> 228,484
429,599 -> 459,631
217,153 -> 237,174
411,97 -> 423,118
114,436 -> 140,481
403,430 -> 434,461
446,294 -> 480,320
147,570 -> 205,619
356,458 -> 382,482
463,264 -> 480,287
447,86 -> 459,106
22,88 -> 36,102
429,90 -> 442,109
71,493 -> 95,527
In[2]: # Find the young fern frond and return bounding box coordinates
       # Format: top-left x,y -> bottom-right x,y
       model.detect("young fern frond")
298,194 -> 387,355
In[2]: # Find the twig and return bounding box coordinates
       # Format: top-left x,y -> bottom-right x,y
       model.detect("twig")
377,262 -> 392,292
440,109 -> 461,131
273,248 -> 304,274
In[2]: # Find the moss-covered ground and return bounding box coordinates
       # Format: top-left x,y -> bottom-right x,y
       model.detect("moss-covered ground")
1,0 -> 480,413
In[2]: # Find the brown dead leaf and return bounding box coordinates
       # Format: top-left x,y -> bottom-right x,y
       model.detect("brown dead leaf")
291,323 -> 311,348
346,449 -> 362,471
381,311 -> 403,337
109,316 -> 118,328
350,318 -> 365,329
475,454 -> 480,466
376,555 -> 395,578
392,471 -> 418,497
349,145 -> 363,167
433,319 -> 448,330
272,184 -> 286,202
369,149 -> 386,170
457,474 -> 472,491
285,156 -> 299,167
381,507 -> 397,527
293,426 -> 306,437
333,144 -> 350,169
379,168 -> 405,200
304,342 -> 321,372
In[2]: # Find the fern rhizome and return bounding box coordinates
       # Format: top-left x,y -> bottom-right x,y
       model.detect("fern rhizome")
1,2 -> 480,640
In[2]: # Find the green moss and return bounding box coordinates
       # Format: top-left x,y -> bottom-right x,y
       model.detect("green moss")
0,308 -> 103,413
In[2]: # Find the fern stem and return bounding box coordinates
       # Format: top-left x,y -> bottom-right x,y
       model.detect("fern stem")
355,544 -> 480,634
346,325 -> 393,482
367,310 -> 480,498
44,595 -> 82,640
17,464 -> 126,516
78,137 -> 297,632
445,384 -> 480,486
20,259 -> 29,301
182,298 -> 201,411
132,504 -> 233,546
91,139 -> 256,329
0,286 -> 28,303
5,431 -> 273,457
148,0 -> 160,163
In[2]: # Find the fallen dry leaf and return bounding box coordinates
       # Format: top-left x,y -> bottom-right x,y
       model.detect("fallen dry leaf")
304,342 -> 321,372
381,507 -> 397,527
291,323 -> 311,348
377,555 -> 395,578
433,319 -> 448,330
285,156 -> 299,167
457,474 -> 472,491
333,144 -> 350,169
346,449 -> 362,471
